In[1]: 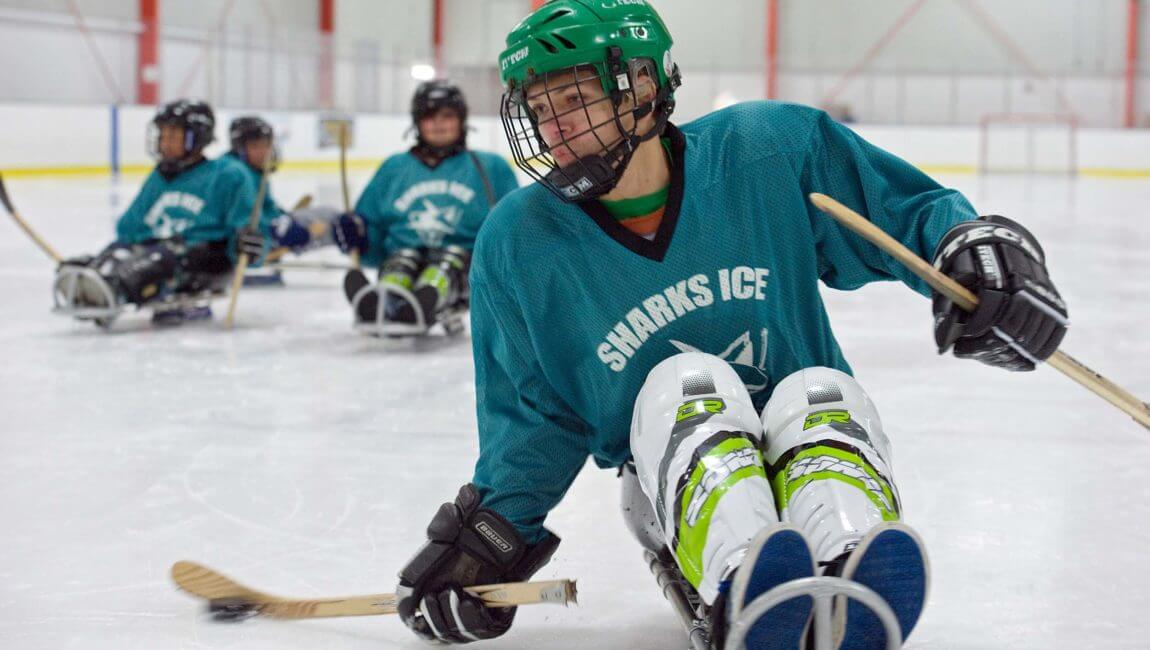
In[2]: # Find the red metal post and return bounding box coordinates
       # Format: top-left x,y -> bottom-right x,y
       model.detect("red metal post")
766,0 -> 778,99
433,0 -> 445,76
531,0 -> 547,10
137,0 -> 158,104
319,0 -> 335,108
1125,0 -> 1140,128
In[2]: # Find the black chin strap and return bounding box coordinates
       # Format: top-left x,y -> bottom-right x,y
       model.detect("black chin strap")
549,82 -> 675,201
157,154 -> 206,180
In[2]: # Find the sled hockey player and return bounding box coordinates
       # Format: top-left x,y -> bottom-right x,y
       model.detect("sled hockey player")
224,116 -> 336,286
52,99 -> 269,327
332,80 -> 519,336
393,1 -> 1069,648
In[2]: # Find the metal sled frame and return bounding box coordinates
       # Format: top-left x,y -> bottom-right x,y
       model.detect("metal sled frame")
350,281 -> 465,338
350,282 -> 427,337
52,265 -> 124,324
645,550 -> 902,650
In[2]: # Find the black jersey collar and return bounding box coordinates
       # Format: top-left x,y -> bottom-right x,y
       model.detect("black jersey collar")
577,123 -> 685,263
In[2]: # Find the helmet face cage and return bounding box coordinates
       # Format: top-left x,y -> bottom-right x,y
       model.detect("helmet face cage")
501,58 -> 655,203
147,100 -> 215,177
229,118 -> 279,172
412,80 -> 468,159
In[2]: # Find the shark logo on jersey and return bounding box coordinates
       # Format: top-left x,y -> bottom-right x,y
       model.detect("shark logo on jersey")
597,267 -> 772,374
143,191 -> 204,239
408,198 -> 462,247
670,328 -> 770,395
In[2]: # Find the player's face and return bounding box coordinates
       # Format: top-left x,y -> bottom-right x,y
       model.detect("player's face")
244,137 -> 274,169
158,125 -> 186,160
526,69 -> 629,167
418,108 -> 462,148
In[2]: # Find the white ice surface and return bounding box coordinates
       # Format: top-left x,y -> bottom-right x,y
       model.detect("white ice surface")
0,171 -> 1147,649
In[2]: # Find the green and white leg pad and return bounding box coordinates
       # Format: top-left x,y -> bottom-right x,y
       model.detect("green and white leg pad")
762,367 -> 902,566
630,352 -> 780,604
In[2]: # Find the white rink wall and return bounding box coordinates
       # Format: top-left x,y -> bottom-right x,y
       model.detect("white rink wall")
1,101 -> 1150,176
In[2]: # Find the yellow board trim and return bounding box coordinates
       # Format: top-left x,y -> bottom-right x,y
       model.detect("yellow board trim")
0,159 -> 384,179
4,160 -> 1150,180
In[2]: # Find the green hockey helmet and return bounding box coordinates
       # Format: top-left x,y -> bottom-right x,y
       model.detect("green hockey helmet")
498,0 -> 682,202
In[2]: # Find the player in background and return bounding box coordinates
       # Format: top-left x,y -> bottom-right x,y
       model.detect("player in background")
224,116 -> 337,286
52,99 -> 270,326
331,80 -> 519,336
393,1 -> 1069,648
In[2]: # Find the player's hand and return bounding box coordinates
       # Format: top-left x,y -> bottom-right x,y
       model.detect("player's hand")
932,215 -> 1068,371
270,214 -> 311,251
331,212 -> 367,255
396,484 -> 560,644
237,227 -> 265,261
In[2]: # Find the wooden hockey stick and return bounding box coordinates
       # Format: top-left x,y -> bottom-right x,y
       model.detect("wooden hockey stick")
223,159 -> 273,328
809,193 -> 1150,430
260,194 -> 320,265
291,194 -> 313,211
338,121 -> 361,270
0,172 -> 63,263
171,560 -> 577,620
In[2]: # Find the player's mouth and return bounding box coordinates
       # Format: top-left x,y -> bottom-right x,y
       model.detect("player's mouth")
551,146 -> 577,165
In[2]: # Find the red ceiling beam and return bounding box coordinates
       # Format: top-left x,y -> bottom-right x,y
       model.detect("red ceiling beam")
1125,0 -> 1140,128
434,0 -> 445,75
766,0 -> 778,99
319,0 -> 334,108
137,0 -> 158,104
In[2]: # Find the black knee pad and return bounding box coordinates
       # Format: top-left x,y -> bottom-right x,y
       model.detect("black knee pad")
114,243 -> 179,304
421,245 -> 471,307
379,248 -> 425,280
177,240 -> 232,294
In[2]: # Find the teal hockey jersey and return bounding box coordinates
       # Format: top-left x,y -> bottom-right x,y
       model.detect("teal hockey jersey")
222,151 -> 281,222
115,157 -> 265,247
469,102 -> 980,542
353,149 -> 519,267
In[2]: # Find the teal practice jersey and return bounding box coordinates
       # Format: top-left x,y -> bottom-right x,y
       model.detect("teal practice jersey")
223,152 -> 281,222
469,102 -> 980,542
353,149 -> 519,267
116,157 -> 265,248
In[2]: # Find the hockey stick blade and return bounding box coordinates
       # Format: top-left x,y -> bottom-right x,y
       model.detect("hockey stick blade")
171,560 -> 577,621
0,172 -> 15,215
808,192 -> 1150,431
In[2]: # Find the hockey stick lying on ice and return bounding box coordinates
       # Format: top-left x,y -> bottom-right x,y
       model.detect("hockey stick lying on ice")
171,560 -> 577,621
223,157 -> 273,329
809,192 -> 1150,431
0,172 -> 63,263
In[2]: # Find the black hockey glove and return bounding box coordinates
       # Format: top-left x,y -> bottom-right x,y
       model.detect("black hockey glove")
237,227 -> 265,261
397,484 -> 560,644
331,212 -> 367,255
932,215 -> 1068,371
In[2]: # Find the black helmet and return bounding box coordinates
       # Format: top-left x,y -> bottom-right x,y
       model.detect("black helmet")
149,99 -> 216,178
228,116 -> 278,171
411,80 -> 468,161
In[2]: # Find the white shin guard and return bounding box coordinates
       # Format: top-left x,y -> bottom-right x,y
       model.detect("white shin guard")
630,352 -> 779,604
761,367 -> 901,567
